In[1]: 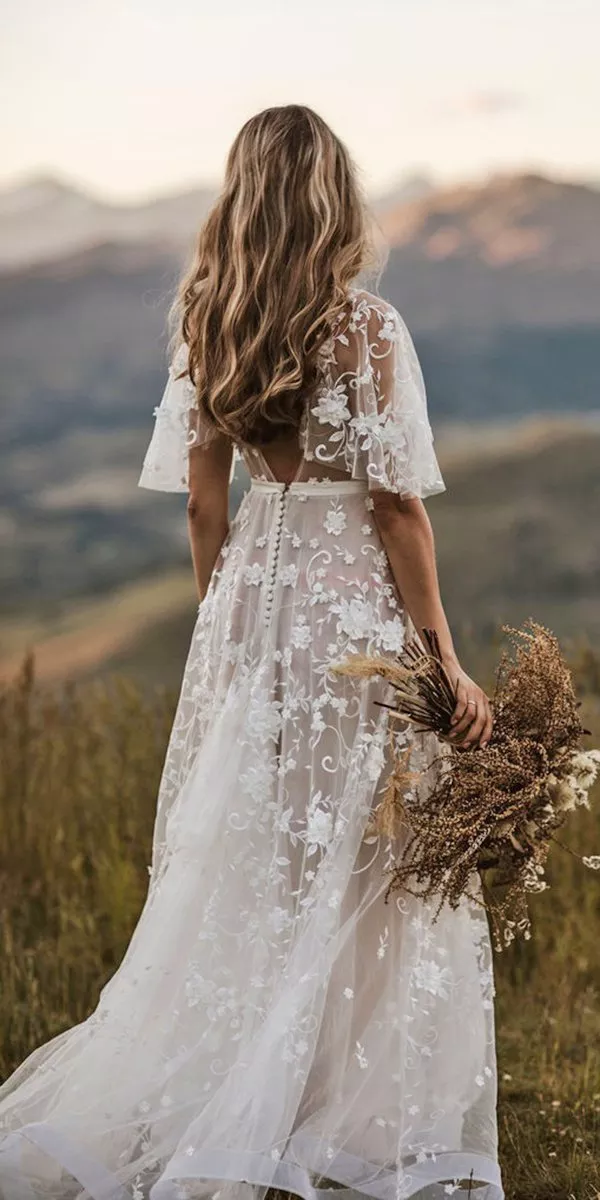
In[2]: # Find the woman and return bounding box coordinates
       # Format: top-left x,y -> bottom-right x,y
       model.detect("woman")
0,106 -> 502,1200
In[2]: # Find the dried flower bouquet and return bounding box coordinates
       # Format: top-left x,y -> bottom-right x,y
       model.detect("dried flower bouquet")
333,622 -> 600,947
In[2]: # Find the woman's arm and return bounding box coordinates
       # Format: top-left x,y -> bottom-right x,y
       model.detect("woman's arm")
187,434 -> 233,601
371,490 -> 493,748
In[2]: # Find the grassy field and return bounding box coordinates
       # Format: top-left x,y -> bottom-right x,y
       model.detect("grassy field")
0,650 -> 599,1197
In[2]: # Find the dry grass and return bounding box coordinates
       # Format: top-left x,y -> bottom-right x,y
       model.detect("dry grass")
0,570 -> 196,684
0,651 -> 599,1199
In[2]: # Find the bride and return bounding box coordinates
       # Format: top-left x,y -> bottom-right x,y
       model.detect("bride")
0,105 -> 502,1200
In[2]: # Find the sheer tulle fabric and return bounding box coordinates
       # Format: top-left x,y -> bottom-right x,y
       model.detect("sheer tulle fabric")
0,290 -> 502,1200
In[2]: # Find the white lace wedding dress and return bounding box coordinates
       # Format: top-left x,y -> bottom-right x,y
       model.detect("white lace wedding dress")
0,289 -> 503,1200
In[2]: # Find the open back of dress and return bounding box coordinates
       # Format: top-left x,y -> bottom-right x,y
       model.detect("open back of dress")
137,286 -> 446,501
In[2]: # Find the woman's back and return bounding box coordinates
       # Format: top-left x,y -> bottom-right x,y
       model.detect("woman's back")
139,288 -> 445,501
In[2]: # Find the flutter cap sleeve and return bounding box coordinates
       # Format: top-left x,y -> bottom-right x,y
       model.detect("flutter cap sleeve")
138,343 -> 215,493
302,292 -> 446,498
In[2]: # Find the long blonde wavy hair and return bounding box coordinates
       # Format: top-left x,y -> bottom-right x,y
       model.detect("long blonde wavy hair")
172,105 -> 379,446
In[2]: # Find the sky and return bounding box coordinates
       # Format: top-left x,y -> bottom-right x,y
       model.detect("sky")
1,0 -> 599,202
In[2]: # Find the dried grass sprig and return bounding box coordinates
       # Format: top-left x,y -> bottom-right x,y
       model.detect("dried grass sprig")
334,628 -> 457,738
332,621 -> 600,948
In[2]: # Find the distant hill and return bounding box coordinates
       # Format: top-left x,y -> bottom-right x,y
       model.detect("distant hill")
381,173 -> 600,334
0,175 -> 217,270
380,172 -> 600,270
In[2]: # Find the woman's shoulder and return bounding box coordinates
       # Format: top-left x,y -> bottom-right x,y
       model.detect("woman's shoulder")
343,287 -> 406,347
346,286 -> 401,327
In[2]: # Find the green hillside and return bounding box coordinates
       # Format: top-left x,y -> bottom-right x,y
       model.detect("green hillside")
433,422 -> 600,665
1,420 -> 598,689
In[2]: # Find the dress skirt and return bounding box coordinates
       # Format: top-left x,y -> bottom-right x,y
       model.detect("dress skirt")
0,480 -> 503,1200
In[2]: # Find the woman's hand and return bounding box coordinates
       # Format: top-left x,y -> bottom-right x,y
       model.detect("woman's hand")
442,656 -> 493,749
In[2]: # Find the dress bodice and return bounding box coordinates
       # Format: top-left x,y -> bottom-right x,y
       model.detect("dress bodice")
139,287 -> 445,501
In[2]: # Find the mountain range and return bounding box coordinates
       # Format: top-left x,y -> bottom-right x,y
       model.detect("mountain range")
0,172 -> 440,272
0,169 -> 599,620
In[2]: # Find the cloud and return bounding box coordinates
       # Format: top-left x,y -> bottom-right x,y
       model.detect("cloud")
451,90 -> 528,117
